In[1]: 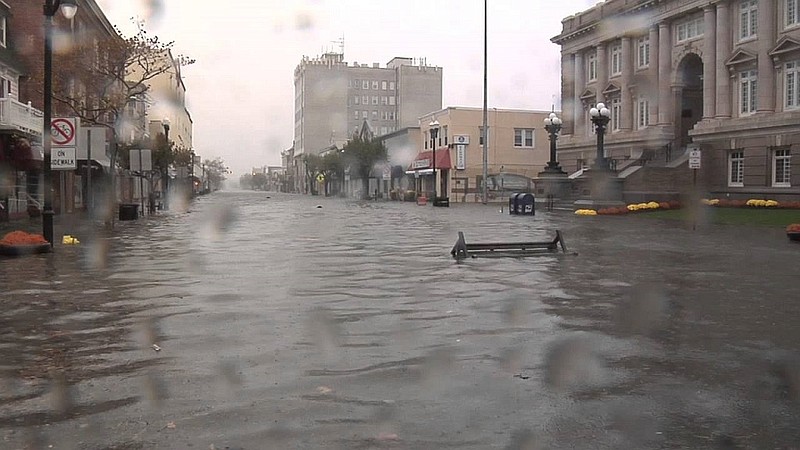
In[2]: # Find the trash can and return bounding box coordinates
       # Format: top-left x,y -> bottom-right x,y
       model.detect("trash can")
508,193 -> 520,215
119,203 -> 139,221
433,196 -> 450,207
518,193 -> 535,215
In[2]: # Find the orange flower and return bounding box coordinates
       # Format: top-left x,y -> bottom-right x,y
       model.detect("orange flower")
0,231 -> 49,246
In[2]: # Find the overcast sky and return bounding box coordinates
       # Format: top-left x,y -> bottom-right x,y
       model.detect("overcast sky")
96,0 -> 598,176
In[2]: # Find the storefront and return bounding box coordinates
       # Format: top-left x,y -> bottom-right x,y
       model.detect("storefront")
406,148 -> 451,200
0,134 -> 42,221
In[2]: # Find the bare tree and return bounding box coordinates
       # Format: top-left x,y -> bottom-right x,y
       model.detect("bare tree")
42,21 -> 194,221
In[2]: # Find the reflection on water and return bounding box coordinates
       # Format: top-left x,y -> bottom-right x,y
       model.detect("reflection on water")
1,191 -> 799,448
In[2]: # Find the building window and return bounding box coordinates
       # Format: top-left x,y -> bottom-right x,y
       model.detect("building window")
362,80 -> 369,89
774,149 -> 792,186
381,80 -> 387,90
787,0 -> 800,27
381,96 -> 388,105
0,78 -> 8,99
389,81 -> 396,90
362,95 -> 369,104
588,52 -> 597,81
371,96 -> 378,105
353,79 -> 360,89
389,96 -> 396,106
786,61 -> 800,109
740,0 -> 758,40
354,96 -> 360,105
443,125 -> 448,145
610,42 -> 622,76
0,16 -> 6,48
729,151 -> 744,186
637,36 -> 650,69
354,110 -> 359,119
610,98 -> 621,131
479,126 -> 486,145
372,80 -> 379,90
676,17 -> 704,42
380,126 -> 388,135
514,129 -> 534,147
740,70 -> 758,115
424,131 -> 428,149
637,97 -> 650,129
372,110 -> 378,119
362,110 -> 368,119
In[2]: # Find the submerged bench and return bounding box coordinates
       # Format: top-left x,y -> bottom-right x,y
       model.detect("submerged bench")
451,230 -> 568,261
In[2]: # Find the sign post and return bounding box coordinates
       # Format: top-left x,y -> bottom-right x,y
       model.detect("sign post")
688,146 -> 701,231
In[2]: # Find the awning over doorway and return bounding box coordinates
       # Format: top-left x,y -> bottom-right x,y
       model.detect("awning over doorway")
407,148 -> 451,172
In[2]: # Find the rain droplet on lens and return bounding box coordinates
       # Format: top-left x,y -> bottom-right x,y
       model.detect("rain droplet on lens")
142,371 -> 169,408
84,238 -> 111,270
543,336 -> 606,392
420,347 -> 456,387
219,360 -> 244,388
771,357 -> 800,402
505,429 -> 541,450
306,308 -> 343,353
202,204 -> 239,241
505,298 -> 527,327
498,346 -> 523,374
617,284 -> 669,336
295,11 -> 314,31
48,370 -> 74,414
134,317 -> 161,348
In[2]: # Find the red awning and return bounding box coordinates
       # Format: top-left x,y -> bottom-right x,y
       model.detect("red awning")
407,148 -> 451,171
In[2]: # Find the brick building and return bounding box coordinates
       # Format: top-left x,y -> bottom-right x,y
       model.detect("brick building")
553,0 -> 800,201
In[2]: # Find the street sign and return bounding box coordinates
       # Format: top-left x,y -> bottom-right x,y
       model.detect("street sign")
689,148 -> 701,169
454,134 -> 470,145
382,167 -> 391,180
316,174 -> 325,183
455,144 -> 466,169
51,118 -> 77,147
52,147 -> 76,170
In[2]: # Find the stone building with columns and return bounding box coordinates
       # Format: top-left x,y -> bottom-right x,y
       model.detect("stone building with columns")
553,0 -> 800,201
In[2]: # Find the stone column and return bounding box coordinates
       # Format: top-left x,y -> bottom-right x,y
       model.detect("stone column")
621,36 -> 633,130
757,0 -> 775,112
703,6 -> 717,118
658,22 -> 672,125
649,25 -> 660,125
596,43 -> 608,104
715,0 -> 732,118
562,53 -> 575,135
574,51 -> 585,135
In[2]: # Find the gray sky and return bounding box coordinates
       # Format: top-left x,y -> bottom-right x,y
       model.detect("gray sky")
96,0 -> 598,176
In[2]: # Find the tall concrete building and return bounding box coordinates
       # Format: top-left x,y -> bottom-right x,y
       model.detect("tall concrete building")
553,0 -> 799,201
293,52 -> 442,157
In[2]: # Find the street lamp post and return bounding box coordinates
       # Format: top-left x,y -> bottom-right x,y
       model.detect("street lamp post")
161,117 -> 170,210
589,102 -> 611,171
543,112 -> 565,174
429,118 -> 439,203
42,0 -> 77,245
189,150 -> 195,196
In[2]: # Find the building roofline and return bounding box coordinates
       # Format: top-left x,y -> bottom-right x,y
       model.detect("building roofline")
419,106 -> 561,120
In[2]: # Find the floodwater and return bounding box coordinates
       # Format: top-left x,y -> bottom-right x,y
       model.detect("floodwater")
1,191 -> 799,449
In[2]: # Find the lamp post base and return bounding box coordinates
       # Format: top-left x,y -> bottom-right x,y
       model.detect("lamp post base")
573,167 -> 624,209
542,161 -> 567,175
42,209 -> 55,246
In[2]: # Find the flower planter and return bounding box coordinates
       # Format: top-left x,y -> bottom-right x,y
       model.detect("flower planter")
0,243 -> 52,257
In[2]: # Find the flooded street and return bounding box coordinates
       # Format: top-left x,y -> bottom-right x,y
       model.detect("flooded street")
2,191 -> 800,449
